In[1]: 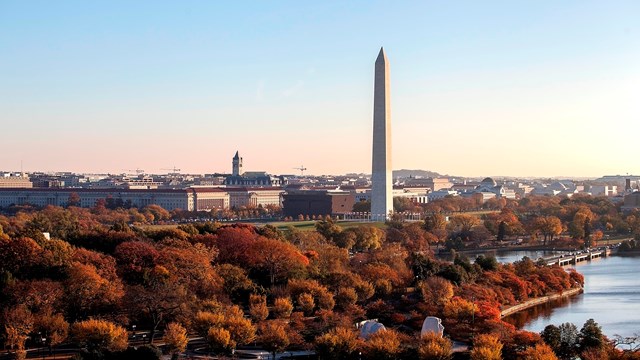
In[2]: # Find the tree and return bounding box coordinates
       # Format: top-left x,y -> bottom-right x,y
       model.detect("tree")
65,261 -> 124,320
315,218 -> 342,242
216,264 -> 256,302
315,327 -> 362,360
125,269 -> 189,343
70,319 -> 128,352
114,241 -> 160,284
448,214 -> 480,233
541,325 -> 561,354
519,343 -> 559,360
470,333 -> 503,360
35,312 -> 69,350
362,329 -> 402,360
67,192 -> 81,207
335,287 -> 358,310
258,321 -> 290,359
497,221 -> 507,241
418,332 -> 452,360
297,293 -> 315,315
163,322 -> 188,360
248,238 -> 309,287
533,216 -> 563,245
224,315 -> 256,349
249,294 -> 269,321
207,327 -> 232,354
424,214 -> 447,232
579,319 -> 605,353
2,305 -> 34,354
418,276 -> 454,311
273,297 -> 294,319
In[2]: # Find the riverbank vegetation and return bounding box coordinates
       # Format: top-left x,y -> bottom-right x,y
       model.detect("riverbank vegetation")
1,194 -> 639,359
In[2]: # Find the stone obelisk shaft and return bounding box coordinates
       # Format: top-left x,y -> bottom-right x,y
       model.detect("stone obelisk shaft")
371,47 -> 392,221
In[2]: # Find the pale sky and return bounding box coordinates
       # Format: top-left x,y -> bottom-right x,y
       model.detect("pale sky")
1,1 -> 639,177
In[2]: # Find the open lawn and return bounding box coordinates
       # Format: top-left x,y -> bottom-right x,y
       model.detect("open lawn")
272,220 -> 387,231
135,219 -> 388,232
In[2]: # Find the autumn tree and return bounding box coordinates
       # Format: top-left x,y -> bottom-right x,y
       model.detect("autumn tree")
297,293 -> 315,316
216,264 -> 255,302
249,294 -> 269,321
207,327 -> 232,354
418,276 -> 454,312
193,311 -> 224,337
315,327 -> 362,360
258,321 -> 291,359
418,332 -> 453,360
193,305 -> 255,353
273,297 -> 294,319
448,214 -> 480,233
532,216 -> 563,245
35,312 -> 69,350
70,319 -> 128,352
66,192 -> 81,207
114,241 -> 160,284
248,238 -> 309,287
470,333 -> 503,360
2,305 -> 34,354
569,207 -> 595,240
362,329 -> 403,360
65,261 -> 124,320
519,343 -> 559,360
124,266 -> 188,343
315,218 -> 343,242
164,322 -> 188,360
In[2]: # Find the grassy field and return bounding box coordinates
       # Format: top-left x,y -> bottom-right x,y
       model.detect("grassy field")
271,220 -> 387,231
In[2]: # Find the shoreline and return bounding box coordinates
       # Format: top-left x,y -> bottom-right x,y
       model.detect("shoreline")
500,287 -> 583,318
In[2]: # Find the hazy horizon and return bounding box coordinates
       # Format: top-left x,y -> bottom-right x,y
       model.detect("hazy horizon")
2,1 -> 639,178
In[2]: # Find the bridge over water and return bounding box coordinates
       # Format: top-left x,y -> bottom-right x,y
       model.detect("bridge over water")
543,247 -> 612,266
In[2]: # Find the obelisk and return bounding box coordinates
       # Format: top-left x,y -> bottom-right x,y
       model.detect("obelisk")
371,47 -> 392,221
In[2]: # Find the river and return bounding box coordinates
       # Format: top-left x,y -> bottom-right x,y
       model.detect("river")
503,254 -> 640,339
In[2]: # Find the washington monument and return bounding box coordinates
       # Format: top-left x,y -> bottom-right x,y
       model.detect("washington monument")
371,47 -> 392,220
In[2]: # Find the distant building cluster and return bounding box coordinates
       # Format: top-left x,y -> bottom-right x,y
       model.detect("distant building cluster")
1,156 -> 639,216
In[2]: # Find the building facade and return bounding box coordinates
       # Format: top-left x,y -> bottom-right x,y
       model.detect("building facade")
282,190 -> 355,218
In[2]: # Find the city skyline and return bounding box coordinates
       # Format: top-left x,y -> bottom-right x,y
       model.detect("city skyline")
1,1 -> 639,177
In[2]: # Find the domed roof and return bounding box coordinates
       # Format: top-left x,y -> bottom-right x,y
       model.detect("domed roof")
481,177 -> 497,186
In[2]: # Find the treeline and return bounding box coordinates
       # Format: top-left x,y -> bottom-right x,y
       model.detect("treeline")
0,202 -> 637,360
415,194 -> 640,249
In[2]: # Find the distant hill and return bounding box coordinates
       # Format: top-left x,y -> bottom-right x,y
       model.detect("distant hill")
393,169 -> 442,179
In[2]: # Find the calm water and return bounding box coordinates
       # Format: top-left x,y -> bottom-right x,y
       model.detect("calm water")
505,255 -> 640,338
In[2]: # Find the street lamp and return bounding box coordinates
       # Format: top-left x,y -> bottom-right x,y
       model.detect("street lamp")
41,336 -> 47,360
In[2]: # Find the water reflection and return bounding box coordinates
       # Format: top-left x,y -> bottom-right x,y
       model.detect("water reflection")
505,295 -> 579,328
503,255 -> 640,338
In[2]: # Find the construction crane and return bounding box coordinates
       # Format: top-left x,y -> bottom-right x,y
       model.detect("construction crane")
293,165 -> 307,176
161,166 -> 181,174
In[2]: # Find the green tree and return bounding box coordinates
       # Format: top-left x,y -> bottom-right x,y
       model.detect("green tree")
579,319 -> 604,353
497,221 -> 507,241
